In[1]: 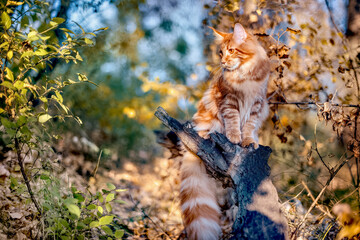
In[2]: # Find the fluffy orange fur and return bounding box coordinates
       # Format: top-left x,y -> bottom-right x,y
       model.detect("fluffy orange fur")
180,23 -> 270,240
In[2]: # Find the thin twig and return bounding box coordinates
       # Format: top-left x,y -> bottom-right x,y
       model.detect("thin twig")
128,192 -> 173,240
336,186 -> 360,204
269,101 -> 360,108
14,136 -> 42,216
301,181 -> 334,218
323,0 -> 342,34
291,155 -> 351,239
323,0 -> 360,100
314,121 -> 332,173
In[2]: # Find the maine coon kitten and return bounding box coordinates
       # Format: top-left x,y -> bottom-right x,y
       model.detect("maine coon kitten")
180,23 -> 270,240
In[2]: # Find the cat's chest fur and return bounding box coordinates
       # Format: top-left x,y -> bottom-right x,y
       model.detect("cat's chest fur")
219,73 -> 267,126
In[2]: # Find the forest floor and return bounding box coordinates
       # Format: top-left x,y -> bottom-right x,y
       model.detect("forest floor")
0,134 -> 351,240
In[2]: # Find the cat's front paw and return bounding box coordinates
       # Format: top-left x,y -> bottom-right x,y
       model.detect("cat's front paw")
241,137 -> 259,149
226,132 -> 241,144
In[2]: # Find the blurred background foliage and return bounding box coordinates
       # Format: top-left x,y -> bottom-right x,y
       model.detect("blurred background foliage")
1,0 -> 360,237
15,0 -> 360,201
45,0 -> 360,206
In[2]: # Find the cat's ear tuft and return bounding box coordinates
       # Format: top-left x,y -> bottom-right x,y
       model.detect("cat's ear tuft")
208,26 -> 226,43
233,23 -> 247,45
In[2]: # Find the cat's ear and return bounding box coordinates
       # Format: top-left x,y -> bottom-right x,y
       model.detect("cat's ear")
208,26 -> 226,43
233,23 -> 247,45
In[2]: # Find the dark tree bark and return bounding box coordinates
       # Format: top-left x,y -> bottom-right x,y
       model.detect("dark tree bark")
155,106 -> 289,240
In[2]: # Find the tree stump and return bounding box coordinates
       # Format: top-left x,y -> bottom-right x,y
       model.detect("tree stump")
155,106 -> 289,240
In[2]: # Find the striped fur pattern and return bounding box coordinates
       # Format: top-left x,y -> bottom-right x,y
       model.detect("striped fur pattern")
180,23 -> 270,239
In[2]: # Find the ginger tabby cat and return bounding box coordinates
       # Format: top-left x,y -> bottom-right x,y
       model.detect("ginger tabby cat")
179,23 -> 270,239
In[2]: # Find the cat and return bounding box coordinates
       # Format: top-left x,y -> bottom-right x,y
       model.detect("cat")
179,23 -> 270,240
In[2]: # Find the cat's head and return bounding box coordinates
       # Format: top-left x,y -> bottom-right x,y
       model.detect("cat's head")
209,23 -> 262,71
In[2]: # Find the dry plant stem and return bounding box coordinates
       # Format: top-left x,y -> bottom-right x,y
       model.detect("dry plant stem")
323,0 -> 342,36
301,181 -> 333,218
291,156 -> 351,240
128,192 -> 173,240
14,136 -> 42,216
324,0 -> 360,100
337,186 -> 360,204
314,122 -> 332,173
269,101 -> 360,109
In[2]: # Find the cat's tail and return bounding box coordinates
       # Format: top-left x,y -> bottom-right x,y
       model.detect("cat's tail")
180,151 -> 221,240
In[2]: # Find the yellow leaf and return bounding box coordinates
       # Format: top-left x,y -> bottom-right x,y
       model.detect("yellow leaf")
39,114 -> 52,123
123,107 -> 136,118
7,50 -> 13,60
299,35 -> 307,43
5,67 -> 14,81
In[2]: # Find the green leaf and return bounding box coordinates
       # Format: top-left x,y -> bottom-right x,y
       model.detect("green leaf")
73,193 -> 84,203
10,176 -> 18,189
77,221 -> 86,230
97,192 -> 104,203
21,51 -> 34,58
75,52 -> 83,61
49,21 -> 58,26
102,189 -> 110,194
1,12 -> 11,30
99,216 -> 114,226
1,81 -> 15,90
52,17 -> 65,24
14,81 -> 24,90
0,42 -> 9,49
39,35 -> 50,41
115,189 -> 127,192
98,206 -> 103,214
38,114 -> 52,123
84,38 -> 93,45
27,30 -> 38,41
40,174 -> 50,180
105,203 -> 112,213
107,183 -> 116,191
114,200 -> 127,204
16,116 -> 27,127
0,108 -> 5,114
58,101 -> 69,114
106,193 -> 115,203
87,204 -> 97,210
5,67 -> 14,82
7,1 -> 24,6
65,204 -> 81,218
115,230 -> 124,239
60,28 -> 75,34
1,117 -> 14,129
59,218 -> 70,229
101,225 -> 113,235
35,49 -> 48,56
89,221 -> 99,228
94,27 -> 109,32
55,90 -> 63,103
64,197 -> 78,205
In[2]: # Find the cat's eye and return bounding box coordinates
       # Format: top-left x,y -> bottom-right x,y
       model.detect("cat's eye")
228,48 -> 234,54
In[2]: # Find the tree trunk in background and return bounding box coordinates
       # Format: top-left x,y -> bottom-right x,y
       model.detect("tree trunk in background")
154,107 -> 289,240
346,0 -> 360,39
244,0 -> 256,15
346,0 -> 360,52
